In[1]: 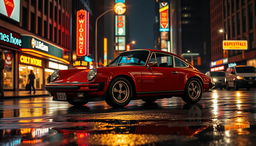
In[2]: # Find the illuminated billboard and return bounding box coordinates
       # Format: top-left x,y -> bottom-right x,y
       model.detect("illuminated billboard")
76,10 -> 90,56
0,0 -> 20,22
159,2 -> 169,32
115,15 -> 126,36
115,37 -> 126,51
223,40 -> 248,50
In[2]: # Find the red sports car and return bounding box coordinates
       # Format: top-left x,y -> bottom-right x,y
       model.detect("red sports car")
46,49 -> 212,107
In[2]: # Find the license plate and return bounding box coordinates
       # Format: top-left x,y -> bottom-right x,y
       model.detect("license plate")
56,92 -> 67,101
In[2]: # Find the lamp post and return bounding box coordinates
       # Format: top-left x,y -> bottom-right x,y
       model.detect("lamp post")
218,28 -> 228,58
95,9 -> 113,68
95,3 -> 127,68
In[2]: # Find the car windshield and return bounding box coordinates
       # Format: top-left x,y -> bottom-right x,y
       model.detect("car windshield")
210,72 -> 225,77
236,67 -> 256,73
108,50 -> 149,67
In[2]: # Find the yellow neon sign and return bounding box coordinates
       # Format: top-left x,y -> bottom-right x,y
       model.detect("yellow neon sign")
223,40 -> 248,50
20,55 -> 42,67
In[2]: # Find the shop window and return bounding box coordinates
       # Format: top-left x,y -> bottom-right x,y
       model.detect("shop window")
2,50 -> 14,89
19,65 -> 43,90
45,68 -> 54,84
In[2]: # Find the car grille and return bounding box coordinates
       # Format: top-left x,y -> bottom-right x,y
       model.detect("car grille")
244,77 -> 256,80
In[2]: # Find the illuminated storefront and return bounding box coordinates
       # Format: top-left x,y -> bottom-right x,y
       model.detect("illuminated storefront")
0,26 -> 22,90
20,35 -> 69,90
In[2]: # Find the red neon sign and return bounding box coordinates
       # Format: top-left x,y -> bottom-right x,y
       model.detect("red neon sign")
76,10 -> 89,56
159,2 -> 169,32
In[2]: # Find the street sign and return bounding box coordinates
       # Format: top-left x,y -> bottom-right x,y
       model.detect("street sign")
223,40 -> 248,50
159,2 -> 169,32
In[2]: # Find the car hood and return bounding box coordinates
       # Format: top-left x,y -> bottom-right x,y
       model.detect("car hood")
236,73 -> 256,77
54,69 -> 90,83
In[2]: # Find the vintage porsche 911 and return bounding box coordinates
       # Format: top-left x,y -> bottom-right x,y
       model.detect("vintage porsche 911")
46,49 -> 212,107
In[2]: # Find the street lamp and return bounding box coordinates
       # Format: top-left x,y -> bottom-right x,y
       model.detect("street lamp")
218,28 -> 228,58
95,3 -> 127,67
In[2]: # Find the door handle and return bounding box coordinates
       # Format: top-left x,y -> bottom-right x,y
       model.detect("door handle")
171,71 -> 179,74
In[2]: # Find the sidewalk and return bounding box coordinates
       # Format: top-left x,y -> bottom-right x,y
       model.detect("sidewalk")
1,90 -> 50,99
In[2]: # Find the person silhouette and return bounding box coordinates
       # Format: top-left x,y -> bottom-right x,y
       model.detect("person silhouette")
28,70 -> 36,94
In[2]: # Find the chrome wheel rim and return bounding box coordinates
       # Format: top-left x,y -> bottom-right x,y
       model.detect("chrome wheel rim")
188,80 -> 201,100
111,80 -> 130,104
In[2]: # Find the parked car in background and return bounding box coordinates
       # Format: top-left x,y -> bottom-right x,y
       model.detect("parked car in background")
205,71 -> 225,89
225,65 -> 256,90
46,49 -> 212,108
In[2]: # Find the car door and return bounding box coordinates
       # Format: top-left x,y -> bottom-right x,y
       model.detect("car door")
149,52 -> 181,92
172,57 -> 190,90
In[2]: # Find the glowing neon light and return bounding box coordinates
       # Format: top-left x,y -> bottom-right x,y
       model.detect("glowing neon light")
20,48 -> 70,64
76,10 -> 89,56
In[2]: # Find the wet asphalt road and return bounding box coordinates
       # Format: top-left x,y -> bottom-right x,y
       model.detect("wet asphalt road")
1,89 -> 256,145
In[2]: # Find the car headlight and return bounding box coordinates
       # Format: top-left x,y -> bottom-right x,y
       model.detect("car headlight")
212,78 -> 217,82
236,76 -> 244,80
50,70 -> 59,82
87,69 -> 97,81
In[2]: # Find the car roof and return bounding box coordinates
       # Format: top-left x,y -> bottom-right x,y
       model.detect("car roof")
128,49 -> 180,57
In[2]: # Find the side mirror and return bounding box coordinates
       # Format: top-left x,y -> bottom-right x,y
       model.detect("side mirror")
147,62 -> 157,69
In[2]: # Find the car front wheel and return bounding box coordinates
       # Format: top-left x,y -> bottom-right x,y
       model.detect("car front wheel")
182,78 -> 202,104
106,77 -> 133,108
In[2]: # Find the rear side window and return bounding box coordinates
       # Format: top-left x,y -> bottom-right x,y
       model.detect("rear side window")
175,57 -> 188,67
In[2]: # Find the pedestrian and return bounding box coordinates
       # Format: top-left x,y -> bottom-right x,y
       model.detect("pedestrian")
28,70 -> 36,94
0,51 -> 4,98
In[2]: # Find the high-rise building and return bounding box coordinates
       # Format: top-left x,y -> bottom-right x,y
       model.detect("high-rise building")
0,0 -> 72,91
210,0 -> 256,71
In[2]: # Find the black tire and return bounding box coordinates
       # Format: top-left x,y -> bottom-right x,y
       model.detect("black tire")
105,77 -> 133,108
182,78 -> 202,104
226,82 -> 230,90
234,82 -> 239,90
142,98 -> 157,103
68,99 -> 88,106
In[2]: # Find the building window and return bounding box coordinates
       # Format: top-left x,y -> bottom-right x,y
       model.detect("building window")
236,13 -> 240,35
242,8 -> 246,33
249,33 -> 254,49
54,6 -> 57,22
31,12 -> 36,33
248,4 -> 253,30
50,2 -> 53,19
22,7 -> 28,30
236,0 -> 240,10
44,0 -> 48,15
31,0 -> 36,7
54,27 -> 57,43
49,24 -> 53,41
38,0 -> 42,11
38,17 -> 42,36
44,21 -> 48,38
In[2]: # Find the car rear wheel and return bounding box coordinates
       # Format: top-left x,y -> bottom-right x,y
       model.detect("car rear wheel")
68,99 -> 88,106
182,78 -> 202,104
106,77 -> 133,108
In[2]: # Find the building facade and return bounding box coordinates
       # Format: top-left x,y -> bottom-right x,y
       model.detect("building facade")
210,0 -> 256,71
0,0 -> 72,91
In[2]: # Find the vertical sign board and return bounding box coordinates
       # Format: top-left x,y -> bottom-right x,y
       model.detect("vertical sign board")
76,10 -> 89,56
159,2 -> 169,32
115,15 -> 126,36
0,0 -> 20,22
104,38 -> 108,66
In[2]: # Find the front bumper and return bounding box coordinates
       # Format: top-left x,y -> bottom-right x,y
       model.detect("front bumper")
235,80 -> 256,87
46,82 -> 105,101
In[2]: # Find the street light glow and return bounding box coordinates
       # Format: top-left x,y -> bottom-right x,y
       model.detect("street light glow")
114,3 -> 127,15
218,28 -> 224,33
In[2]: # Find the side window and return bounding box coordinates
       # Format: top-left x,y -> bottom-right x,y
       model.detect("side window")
174,57 -> 188,68
155,53 -> 173,67
149,53 -> 157,63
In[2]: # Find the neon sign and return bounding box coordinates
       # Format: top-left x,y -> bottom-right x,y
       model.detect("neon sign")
31,38 -> 49,52
76,10 -> 89,56
115,15 -> 126,36
20,55 -> 42,67
159,2 -> 169,32
0,27 -> 22,47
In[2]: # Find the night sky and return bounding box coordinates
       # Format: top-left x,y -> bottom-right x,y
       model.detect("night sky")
127,0 -> 155,49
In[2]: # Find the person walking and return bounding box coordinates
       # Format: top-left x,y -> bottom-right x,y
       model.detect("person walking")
0,51 -> 4,98
28,70 -> 36,94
